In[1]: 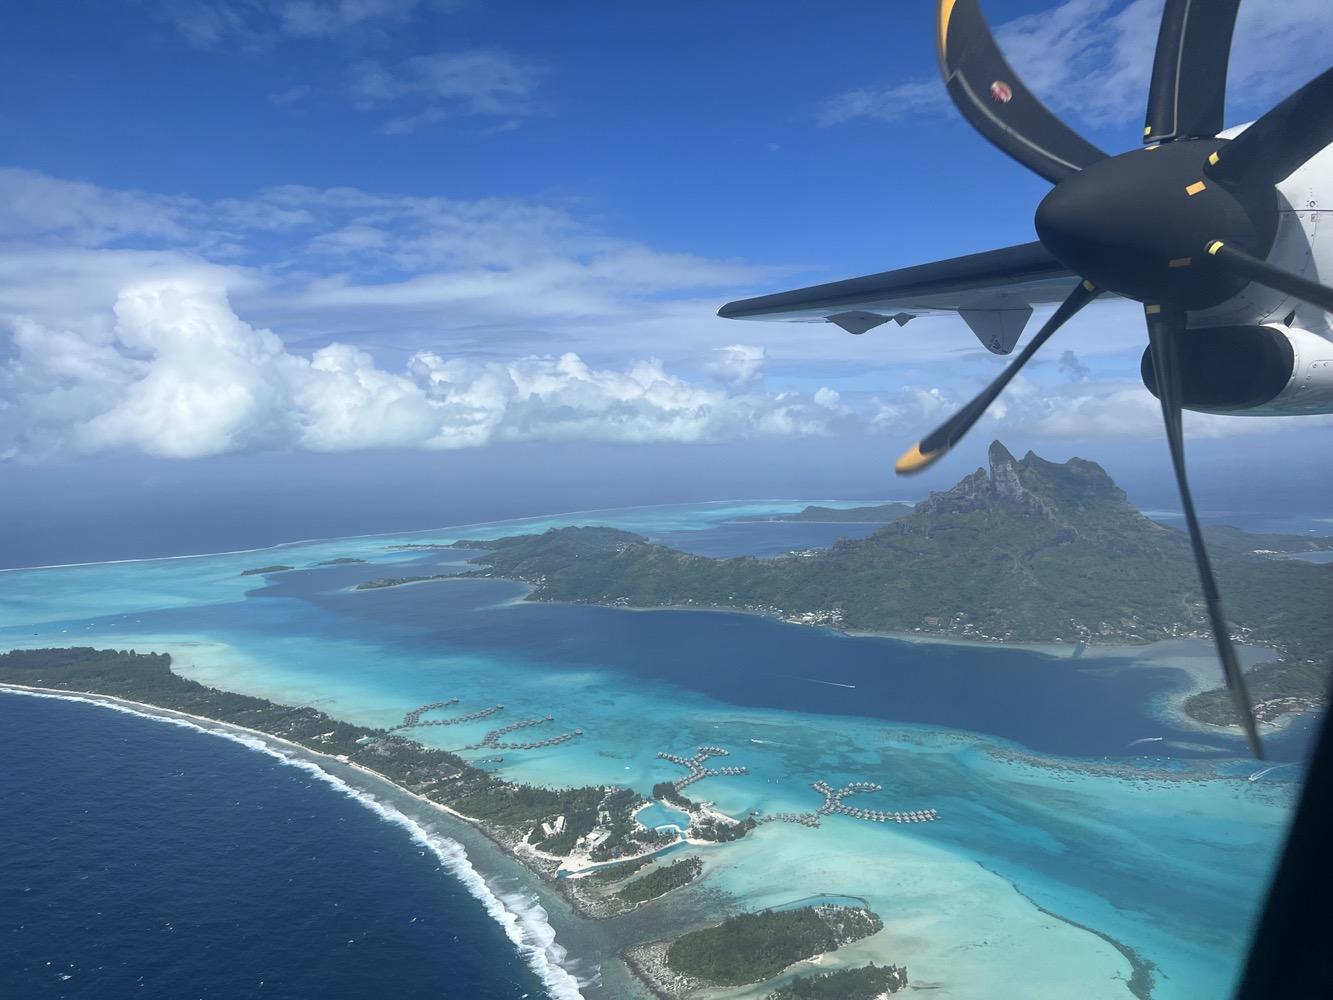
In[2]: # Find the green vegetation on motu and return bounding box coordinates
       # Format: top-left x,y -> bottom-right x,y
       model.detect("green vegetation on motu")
581,855 -> 656,886
647,782 -> 755,842
692,814 -> 756,842
0,647 -> 377,756
737,503 -> 914,524
652,781 -> 693,809
765,962 -> 908,999
444,441 -> 1333,722
614,857 -> 703,905
666,905 -> 884,986
355,573 -> 452,590
452,783 -> 660,858
240,564 -> 295,576
1184,657 -> 1332,725
0,648 -> 664,859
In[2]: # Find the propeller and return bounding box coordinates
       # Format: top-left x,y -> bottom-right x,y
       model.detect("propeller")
1145,303 -> 1263,757
904,0 -> 1333,757
1142,0 -> 1240,144
895,280 -> 1099,474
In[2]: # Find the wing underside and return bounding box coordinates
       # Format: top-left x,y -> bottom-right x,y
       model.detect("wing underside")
718,241 -> 1088,354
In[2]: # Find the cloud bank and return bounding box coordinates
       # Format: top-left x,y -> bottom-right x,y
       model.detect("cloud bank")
3,168 -> 1322,464
3,278 -> 853,461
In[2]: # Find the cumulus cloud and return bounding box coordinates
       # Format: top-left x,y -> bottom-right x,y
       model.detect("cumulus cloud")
3,169 -> 1320,463
703,345 -> 765,386
0,169 -> 777,367
869,371 -> 1333,448
2,279 -> 854,460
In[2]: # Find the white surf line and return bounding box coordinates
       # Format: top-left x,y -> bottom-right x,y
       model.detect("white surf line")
1127,737 -> 1165,747
797,677 -> 856,689
1,687 -> 588,999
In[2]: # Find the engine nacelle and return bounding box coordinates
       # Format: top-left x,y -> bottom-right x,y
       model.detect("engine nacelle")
1140,323 -> 1333,416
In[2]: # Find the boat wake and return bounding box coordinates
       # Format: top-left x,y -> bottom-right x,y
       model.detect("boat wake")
798,677 -> 856,689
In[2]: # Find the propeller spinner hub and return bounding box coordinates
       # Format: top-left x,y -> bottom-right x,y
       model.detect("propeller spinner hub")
1034,139 -> 1278,310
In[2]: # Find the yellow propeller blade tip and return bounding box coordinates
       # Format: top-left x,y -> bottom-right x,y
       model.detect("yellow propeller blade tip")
895,442 -> 942,475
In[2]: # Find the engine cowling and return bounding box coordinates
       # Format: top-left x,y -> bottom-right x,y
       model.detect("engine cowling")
1140,323 -> 1333,415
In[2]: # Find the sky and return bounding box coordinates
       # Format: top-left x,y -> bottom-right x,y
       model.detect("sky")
3,0 -> 1333,564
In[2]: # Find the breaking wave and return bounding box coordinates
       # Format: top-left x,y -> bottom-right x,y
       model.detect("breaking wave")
4,690 -> 589,1000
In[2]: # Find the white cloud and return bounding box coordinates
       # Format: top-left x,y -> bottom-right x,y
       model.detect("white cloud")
820,0 -> 1333,134
2,169 -> 1322,463
158,0 -> 421,47
997,0 -> 1333,129
870,372 -> 1333,449
1,278 -> 854,460
0,170 -> 776,358
279,0 -> 419,39
815,80 -> 947,127
704,345 -> 765,386
0,169 -> 192,248
349,49 -> 543,127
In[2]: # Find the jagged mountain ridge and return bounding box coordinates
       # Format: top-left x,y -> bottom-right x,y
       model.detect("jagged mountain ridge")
810,441 -> 1198,640
449,442 -> 1330,649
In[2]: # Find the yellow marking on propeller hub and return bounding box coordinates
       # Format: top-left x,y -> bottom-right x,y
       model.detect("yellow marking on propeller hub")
1207,240 -> 1225,255
1144,126 -> 1152,137
1186,180 -> 1207,196
1082,279 -> 1096,291
1168,257 -> 1192,268
1146,304 -> 1162,315
1209,151 -> 1220,166
937,0 -> 958,67
896,442 -> 943,475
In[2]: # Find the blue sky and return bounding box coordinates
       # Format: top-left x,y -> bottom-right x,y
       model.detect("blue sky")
3,0 -> 1333,556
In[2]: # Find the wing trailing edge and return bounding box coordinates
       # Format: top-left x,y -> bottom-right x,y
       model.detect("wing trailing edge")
717,241 -> 1085,355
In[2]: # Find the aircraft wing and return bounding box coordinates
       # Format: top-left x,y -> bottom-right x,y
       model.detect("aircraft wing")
717,240 -> 1094,354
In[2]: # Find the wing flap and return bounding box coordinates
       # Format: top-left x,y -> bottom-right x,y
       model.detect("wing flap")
717,241 -> 1083,334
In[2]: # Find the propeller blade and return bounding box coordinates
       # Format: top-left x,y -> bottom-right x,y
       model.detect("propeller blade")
1142,0 -> 1240,145
896,280 -> 1099,475
1206,240 -> 1333,315
937,0 -> 1108,184
1144,304 -> 1264,759
1207,65 -> 1333,187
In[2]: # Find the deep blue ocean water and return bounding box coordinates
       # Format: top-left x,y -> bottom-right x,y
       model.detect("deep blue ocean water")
0,694 -> 546,1000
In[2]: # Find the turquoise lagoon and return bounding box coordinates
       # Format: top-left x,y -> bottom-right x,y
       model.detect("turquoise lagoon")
0,501 -> 1312,1000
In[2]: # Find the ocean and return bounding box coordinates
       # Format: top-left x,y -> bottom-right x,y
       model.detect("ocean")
0,500 -> 1320,1000
0,694 -> 552,1000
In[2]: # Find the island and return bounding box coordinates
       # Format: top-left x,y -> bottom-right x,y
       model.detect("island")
355,573 -> 453,589
7,446 -> 1325,997
627,904 -> 891,998
736,502 -> 913,523
0,646 -> 916,999
765,963 -> 909,999
428,442 -> 1331,727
